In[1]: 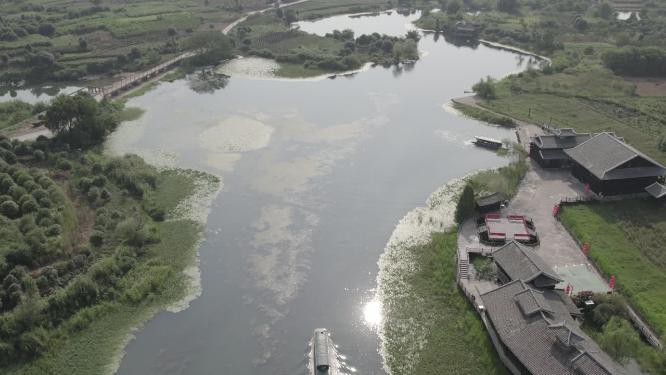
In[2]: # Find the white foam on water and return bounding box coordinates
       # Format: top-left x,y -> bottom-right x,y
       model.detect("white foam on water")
375,178 -> 466,375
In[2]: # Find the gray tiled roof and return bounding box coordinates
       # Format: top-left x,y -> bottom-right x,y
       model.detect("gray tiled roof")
476,192 -> 507,207
480,280 -> 621,375
564,133 -> 665,180
493,241 -> 563,286
532,131 -> 593,150
645,182 -> 666,199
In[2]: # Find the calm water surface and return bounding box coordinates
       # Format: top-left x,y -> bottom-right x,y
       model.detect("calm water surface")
112,11 -> 530,375
0,85 -> 81,104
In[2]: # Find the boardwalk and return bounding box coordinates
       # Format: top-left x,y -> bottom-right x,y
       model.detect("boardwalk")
87,52 -> 196,100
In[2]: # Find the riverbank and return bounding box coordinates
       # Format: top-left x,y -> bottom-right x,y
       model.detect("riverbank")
377,142 -> 528,374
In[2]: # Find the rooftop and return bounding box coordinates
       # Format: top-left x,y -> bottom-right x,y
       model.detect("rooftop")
493,241 -> 562,287
480,280 -> 620,375
564,133 -> 665,180
531,129 -> 593,150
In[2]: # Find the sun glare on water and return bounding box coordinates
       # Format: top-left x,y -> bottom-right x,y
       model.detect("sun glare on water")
363,298 -> 383,328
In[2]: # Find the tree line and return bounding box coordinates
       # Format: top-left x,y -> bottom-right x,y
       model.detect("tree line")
603,47 -> 666,77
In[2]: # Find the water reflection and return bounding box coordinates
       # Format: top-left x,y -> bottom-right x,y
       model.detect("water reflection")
295,10 -> 421,38
362,298 -> 383,329
0,85 -> 81,103
114,10 -> 527,375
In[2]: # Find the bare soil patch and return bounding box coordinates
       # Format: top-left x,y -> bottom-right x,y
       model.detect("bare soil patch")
625,77 -> 666,97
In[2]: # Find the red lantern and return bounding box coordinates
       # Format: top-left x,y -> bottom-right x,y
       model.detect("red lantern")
609,275 -> 616,290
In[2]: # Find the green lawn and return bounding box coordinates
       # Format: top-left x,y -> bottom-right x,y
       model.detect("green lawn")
560,201 -> 666,337
383,231 -> 507,375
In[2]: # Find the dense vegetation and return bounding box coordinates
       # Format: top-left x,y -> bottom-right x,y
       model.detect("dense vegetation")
0,101 -> 46,131
0,98 -> 215,373
577,293 -> 666,374
232,11 -> 419,77
603,47 -> 666,77
383,231 -> 508,375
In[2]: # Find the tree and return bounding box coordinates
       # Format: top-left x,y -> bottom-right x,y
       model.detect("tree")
78,38 -> 88,51
183,32 -> 234,66
497,0 -> 519,13
44,94 -> 118,147
597,317 -> 640,363
455,184 -> 475,224
167,27 -> 177,44
447,0 -> 460,14
472,76 -> 497,99
598,2 -> 613,20
37,24 -> 55,37
0,200 -> 19,219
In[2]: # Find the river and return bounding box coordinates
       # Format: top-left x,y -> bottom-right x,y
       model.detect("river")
108,10 -> 531,375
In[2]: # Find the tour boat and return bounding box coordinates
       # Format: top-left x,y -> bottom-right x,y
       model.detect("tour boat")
473,136 -> 503,150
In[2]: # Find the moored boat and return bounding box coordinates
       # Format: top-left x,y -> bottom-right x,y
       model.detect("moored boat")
473,136 -> 503,149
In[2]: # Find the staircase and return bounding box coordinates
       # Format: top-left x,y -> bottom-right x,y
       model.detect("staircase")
459,258 -> 470,280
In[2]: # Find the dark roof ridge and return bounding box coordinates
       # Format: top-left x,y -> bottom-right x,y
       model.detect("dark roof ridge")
504,241 -> 563,283
570,350 -> 615,374
601,133 -> 665,175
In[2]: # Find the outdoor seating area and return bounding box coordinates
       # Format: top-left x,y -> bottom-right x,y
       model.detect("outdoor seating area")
477,214 -> 539,246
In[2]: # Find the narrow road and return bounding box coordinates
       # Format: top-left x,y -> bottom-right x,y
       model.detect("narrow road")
222,0 -> 312,35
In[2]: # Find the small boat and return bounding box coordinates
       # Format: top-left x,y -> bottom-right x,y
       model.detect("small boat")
313,328 -> 331,373
473,136 -> 503,150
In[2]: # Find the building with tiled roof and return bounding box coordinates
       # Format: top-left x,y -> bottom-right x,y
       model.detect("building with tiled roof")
529,128 -> 593,168
480,280 -> 622,375
493,241 -> 563,288
564,132 -> 665,196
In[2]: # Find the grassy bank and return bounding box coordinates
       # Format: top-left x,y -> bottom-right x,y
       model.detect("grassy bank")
559,201 -> 666,337
452,101 -> 516,127
468,148 -> 527,198
384,231 -> 507,375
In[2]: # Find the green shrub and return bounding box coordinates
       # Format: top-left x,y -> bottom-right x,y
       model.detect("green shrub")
45,224 -> 61,237
89,231 -> 103,247
32,150 -> 45,161
57,159 -> 72,171
21,199 -> 39,214
1,200 -> 20,218
92,176 -> 106,187
77,177 -> 93,192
